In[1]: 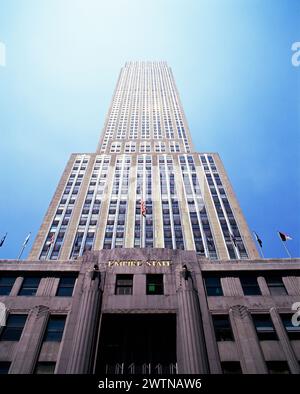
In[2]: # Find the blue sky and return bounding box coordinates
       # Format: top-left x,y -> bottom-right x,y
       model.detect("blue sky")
0,0 -> 299,259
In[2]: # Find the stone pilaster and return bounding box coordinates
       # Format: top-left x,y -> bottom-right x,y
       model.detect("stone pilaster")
57,256 -> 103,374
176,264 -> 209,374
229,305 -> 267,374
10,305 -> 49,374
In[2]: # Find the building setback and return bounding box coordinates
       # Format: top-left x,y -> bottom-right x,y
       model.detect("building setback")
0,62 -> 299,374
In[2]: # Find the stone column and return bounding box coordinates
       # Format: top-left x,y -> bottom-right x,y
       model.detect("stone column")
270,307 -> 300,374
60,261 -> 103,374
229,305 -> 268,374
176,264 -> 209,374
10,305 -> 49,374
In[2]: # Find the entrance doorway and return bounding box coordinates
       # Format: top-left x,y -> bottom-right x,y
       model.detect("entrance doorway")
95,313 -> 177,375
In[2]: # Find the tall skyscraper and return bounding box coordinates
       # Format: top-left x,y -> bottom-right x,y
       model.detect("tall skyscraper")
28,61 -> 259,262
1,62 -> 299,375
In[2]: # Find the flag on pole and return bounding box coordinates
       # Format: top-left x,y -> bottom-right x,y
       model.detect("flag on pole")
253,231 -> 263,248
141,199 -> 146,217
0,233 -> 7,247
278,231 -> 292,242
22,232 -> 31,247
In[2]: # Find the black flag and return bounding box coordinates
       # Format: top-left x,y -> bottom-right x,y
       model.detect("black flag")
278,231 -> 292,242
253,231 -> 263,248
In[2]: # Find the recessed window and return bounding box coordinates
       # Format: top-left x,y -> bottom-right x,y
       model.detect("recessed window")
44,316 -> 66,342
18,277 -> 41,296
221,361 -> 242,374
56,277 -> 76,297
266,361 -> 290,374
212,315 -> 234,341
146,274 -> 164,295
265,275 -> 287,295
252,314 -> 278,340
281,314 -> 300,340
0,315 -> 27,341
0,276 -> 16,296
34,362 -> 56,374
115,275 -> 133,295
240,275 -> 261,296
0,362 -> 11,374
204,276 -> 223,296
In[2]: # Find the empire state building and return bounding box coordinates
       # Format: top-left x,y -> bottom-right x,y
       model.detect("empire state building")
0,62 -> 299,376
29,61 -> 259,262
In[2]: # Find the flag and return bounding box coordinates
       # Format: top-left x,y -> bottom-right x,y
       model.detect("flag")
0,233 -> 7,247
278,231 -> 292,242
22,232 -> 31,247
141,199 -> 146,217
253,231 -> 263,248
230,232 -> 237,247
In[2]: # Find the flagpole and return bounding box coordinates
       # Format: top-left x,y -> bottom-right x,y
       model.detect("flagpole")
278,231 -> 292,258
17,232 -> 31,260
280,238 -> 292,258
17,244 -> 26,260
258,246 -> 264,259
252,231 -> 264,258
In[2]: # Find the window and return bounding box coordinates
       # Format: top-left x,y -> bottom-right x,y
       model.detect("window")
44,316 -> 66,342
0,315 -> 27,341
146,274 -> 164,295
0,276 -> 15,295
115,275 -> 133,295
265,275 -> 287,295
34,362 -> 56,374
0,362 -> 11,374
221,361 -> 242,374
18,277 -> 41,296
240,275 -> 261,296
266,361 -> 290,374
252,314 -> 278,340
281,314 -> 300,340
212,315 -> 234,341
56,276 -> 76,297
204,276 -> 223,296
